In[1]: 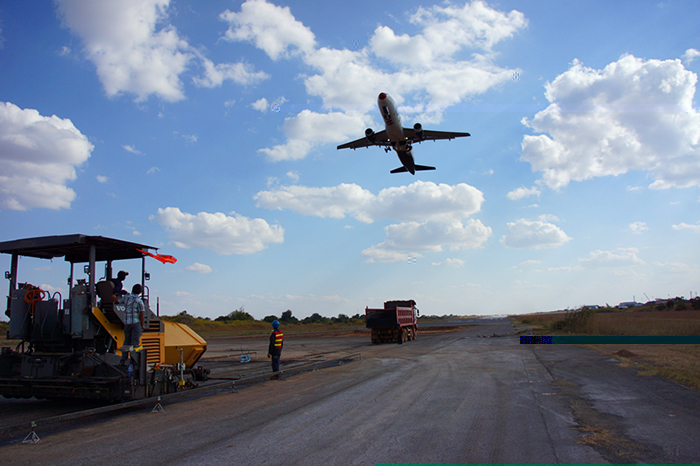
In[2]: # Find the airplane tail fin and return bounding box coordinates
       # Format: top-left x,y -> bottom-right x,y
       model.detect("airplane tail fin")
390,167 -> 409,174
415,165 -> 436,171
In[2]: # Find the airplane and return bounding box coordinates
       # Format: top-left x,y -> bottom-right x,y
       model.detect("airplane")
337,92 -> 471,174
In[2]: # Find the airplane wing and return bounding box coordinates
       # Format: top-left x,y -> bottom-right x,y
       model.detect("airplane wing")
337,130 -> 389,150
403,127 -> 470,143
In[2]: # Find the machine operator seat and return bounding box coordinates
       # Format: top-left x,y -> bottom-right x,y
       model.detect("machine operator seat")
96,281 -> 122,324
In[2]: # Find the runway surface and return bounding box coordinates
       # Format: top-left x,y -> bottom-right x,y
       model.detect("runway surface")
2,318 -> 699,465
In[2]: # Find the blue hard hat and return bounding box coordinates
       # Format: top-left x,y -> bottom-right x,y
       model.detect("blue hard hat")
272,320 -> 279,328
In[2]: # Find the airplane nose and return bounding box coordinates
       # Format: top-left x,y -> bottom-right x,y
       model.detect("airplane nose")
378,92 -> 387,100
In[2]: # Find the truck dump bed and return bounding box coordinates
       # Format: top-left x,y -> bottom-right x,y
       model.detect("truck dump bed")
365,300 -> 418,344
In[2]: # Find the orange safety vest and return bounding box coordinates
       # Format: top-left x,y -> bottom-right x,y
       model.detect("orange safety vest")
273,330 -> 283,348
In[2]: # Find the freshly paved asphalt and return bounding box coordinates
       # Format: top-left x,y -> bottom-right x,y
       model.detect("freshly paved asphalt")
2,318 -> 699,465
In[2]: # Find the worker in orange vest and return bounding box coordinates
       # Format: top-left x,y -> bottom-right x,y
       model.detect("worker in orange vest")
267,320 -> 283,378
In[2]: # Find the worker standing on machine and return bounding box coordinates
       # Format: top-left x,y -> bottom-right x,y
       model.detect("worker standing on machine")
111,270 -> 129,297
267,320 -> 283,379
121,284 -> 145,365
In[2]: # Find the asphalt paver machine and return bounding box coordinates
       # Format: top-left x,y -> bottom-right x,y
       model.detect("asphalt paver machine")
0,234 -> 207,401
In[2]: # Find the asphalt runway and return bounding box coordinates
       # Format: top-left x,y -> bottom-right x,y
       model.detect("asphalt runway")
2,318 -> 699,465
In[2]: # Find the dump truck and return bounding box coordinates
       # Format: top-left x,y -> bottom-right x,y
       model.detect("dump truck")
366,300 -> 419,344
0,234 -> 207,401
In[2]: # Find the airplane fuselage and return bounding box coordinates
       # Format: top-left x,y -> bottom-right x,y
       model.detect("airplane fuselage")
377,92 -> 418,174
336,92 -> 469,174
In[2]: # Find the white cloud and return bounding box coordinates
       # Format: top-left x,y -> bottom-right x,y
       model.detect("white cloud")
629,221 -> 648,234
672,222 -> 700,233
286,170 -> 299,182
151,207 -> 284,255
500,218 -> 571,249
683,48 -> 700,64
258,110 -> 369,161
257,179 -> 488,262
507,186 -> 541,200
521,54 -> 700,190
220,0 -> 316,60
123,144 -> 143,155
193,58 -> 269,88
370,1 -> 526,67
251,97 -> 269,113
548,266 -> 584,273
56,0 -> 193,102
362,219 -> 491,263
432,258 -> 466,267
186,262 -> 213,274
255,180 -> 485,223
97,175 -> 109,183
222,0 -> 525,158
56,0 -> 267,102
580,247 -> 645,266
147,166 -> 160,174
0,102 -> 93,210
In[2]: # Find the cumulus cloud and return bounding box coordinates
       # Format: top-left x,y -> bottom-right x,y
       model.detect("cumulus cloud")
579,247 -> 645,266
193,58 -> 269,88
96,175 -> 108,183
683,48 -> 700,64
506,186 -> 541,200
521,54 -> 700,190
186,262 -> 213,274
255,180 -> 484,223
220,0 -> 316,60
372,1 -> 526,66
257,180 -> 489,262
151,207 -> 284,255
0,102 -> 93,210
629,221 -> 648,234
672,222 -> 700,233
500,218 -> 571,249
221,0 -> 525,159
123,144 -> 143,155
257,110 -> 369,161
56,0 -> 193,102
56,0 -> 267,102
251,97 -> 269,113
432,258 -> 466,267
362,219 -> 491,263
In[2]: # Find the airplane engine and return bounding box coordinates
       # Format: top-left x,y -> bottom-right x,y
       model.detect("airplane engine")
413,122 -> 424,139
365,128 -> 375,143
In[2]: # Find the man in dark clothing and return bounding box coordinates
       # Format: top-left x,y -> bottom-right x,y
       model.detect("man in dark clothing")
267,320 -> 283,378
111,270 -> 129,297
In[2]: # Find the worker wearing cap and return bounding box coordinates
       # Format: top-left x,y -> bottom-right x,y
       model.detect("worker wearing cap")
110,270 -> 129,296
267,320 -> 283,378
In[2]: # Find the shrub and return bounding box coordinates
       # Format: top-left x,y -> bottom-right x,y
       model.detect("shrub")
549,308 -> 594,333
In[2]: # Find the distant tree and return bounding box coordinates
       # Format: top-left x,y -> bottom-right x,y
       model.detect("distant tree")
214,306 -> 254,322
332,313 -> 350,324
302,313 -> 329,324
262,315 -> 279,323
280,309 -> 298,323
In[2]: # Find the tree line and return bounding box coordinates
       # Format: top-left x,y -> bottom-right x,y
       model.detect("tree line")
175,307 -> 365,325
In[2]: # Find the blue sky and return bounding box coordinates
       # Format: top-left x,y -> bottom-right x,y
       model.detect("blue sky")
1,0 -> 699,319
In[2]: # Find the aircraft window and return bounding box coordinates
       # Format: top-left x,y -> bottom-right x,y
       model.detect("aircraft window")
382,106 -> 390,115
